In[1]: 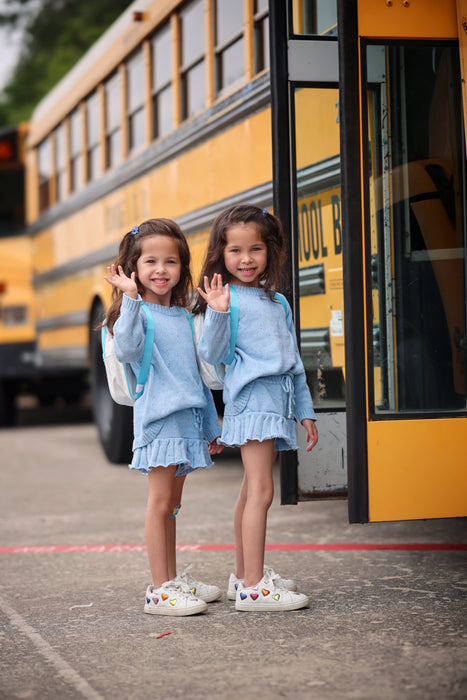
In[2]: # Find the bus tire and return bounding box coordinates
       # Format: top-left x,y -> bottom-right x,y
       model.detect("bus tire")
0,381 -> 17,427
89,301 -> 133,464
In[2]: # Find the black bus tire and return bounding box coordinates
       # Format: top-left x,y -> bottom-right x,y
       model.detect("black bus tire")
89,301 -> 133,464
0,381 -> 17,427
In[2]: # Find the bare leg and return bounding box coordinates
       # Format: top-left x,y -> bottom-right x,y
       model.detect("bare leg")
233,473 -> 248,578
166,474 -> 186,580
145,464 -> 177,588
240,439 -> 275,587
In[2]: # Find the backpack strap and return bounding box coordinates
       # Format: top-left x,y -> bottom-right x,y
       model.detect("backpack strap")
222,287 -> 285,369
273,292 -> 288,314
177,306 -> 194,334
134,302 -> 155,396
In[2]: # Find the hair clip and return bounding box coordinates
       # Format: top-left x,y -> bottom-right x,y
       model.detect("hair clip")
131,225 -> 139,235
262,208 -> 269,217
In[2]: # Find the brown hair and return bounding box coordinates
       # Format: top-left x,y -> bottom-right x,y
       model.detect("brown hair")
105,219 -> 192,332
193,204 -> 287,314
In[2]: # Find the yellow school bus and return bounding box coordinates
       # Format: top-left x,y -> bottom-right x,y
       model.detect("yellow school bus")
0,125 -> 37,425
25,0 -> 344,463
23,0 -> 466,522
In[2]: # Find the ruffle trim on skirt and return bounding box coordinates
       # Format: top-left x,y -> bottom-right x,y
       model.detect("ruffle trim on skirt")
220,411 -> 297,451
130,438 -> 213,477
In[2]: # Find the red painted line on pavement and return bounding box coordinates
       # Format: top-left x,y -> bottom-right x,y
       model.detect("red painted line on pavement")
0,543 -> 465,554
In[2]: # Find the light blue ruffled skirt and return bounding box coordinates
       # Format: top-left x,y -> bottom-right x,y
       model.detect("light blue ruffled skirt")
130,408 -> 213,477
220,375 -> 298,451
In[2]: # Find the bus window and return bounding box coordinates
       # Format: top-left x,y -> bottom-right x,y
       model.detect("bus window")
253,0 -> 269,73
37,137 -> 51,214
126,48 -> 145,153
86,91 -> 102,182
179,0 -> 205,119
54,123 -> 67,202
214,0 -> 244,95
366,43 -> 466,415
293,86 -> 344,409
292,0 -> 337,37
151,23 -> 173,140
69,107 -> 84,192
105,72 -> 122,170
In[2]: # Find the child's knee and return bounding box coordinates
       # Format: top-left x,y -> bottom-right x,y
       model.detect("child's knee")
147,496 -> 173,519
248,485 -> 274,510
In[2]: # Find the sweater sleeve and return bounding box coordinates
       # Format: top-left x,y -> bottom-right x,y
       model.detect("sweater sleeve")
198,306 -> 231,365
201,384 -> 222,443
112,294 -> 146,364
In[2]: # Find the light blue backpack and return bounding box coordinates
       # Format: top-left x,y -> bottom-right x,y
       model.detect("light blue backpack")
101,302 -> 155,406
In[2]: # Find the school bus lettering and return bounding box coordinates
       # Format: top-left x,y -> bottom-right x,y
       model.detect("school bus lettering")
299,200 -> 324,262
104,190 -> 149,235
105,202 -> 126,234
299,195 -> 343,263
299,204 -> 311,261
332,194 -> 342,255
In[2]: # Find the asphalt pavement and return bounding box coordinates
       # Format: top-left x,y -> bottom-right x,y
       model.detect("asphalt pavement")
0,415 -> 466,700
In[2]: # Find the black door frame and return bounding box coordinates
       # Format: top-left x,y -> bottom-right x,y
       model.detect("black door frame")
269,0 -> 369,521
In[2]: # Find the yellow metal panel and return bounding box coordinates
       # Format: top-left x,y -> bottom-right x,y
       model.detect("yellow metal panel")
367,418 -> 467,521
0,236 -> 35,344
358,0 -> 458,39
38,273 -> 99,320
40,326 -> 88,350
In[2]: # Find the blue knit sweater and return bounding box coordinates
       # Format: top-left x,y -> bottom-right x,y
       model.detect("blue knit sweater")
198,285 -> 316,422
113,294 -> 221,449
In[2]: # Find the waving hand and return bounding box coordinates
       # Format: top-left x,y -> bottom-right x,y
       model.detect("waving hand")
104,264 -> 138,299
197,274 -> 230,313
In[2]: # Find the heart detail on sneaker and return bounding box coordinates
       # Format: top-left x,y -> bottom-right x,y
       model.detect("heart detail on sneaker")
240,592 -> 247,600
272,594 -> 280,601
190,587 -> 196,595
250,593 -> 259,600
169,599 -> 177,606
262,589 -> 270,596
151,597 -> 159,605
161,593 -> 169,601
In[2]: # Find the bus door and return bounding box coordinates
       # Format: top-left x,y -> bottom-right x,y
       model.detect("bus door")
270,1 -> 347,504
340,0 -> 467,521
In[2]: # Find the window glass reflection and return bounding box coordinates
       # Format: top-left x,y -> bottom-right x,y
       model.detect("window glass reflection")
366,44 -> 466,414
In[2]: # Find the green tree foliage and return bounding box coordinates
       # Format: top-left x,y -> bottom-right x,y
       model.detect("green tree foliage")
0,0 -> 133,126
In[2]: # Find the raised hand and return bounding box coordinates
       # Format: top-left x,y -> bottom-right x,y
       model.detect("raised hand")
104,264 -> 138,299
197,273 -> 230,313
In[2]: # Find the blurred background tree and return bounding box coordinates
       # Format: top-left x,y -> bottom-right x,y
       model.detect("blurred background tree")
0,0 -> 133,127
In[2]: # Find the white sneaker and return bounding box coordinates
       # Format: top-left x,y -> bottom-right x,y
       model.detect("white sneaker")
144,580 -> 208,616
235,573 -> 308,612
227,566 -> 297,600
176,564 -> 222,602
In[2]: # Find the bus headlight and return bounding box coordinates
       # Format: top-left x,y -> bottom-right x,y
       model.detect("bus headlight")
1,305 -> 28,326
